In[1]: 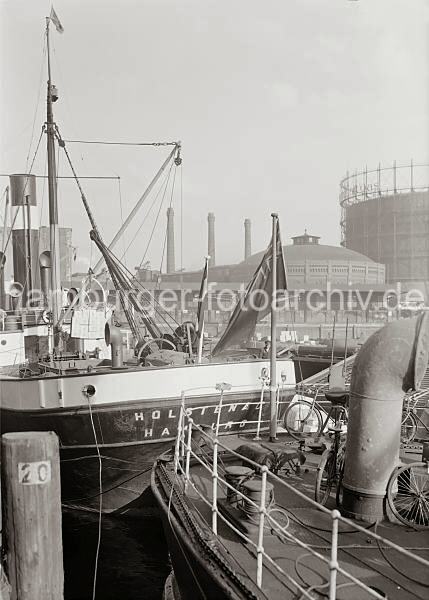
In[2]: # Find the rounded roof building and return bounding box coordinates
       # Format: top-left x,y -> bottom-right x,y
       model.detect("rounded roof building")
246,232 -> 376,266
162,231 -> 386,289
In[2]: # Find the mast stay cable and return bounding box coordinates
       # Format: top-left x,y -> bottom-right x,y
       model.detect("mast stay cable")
119,159 -> 173,263
63,139 -> 178,147
55,134 -> 181,341
0,128 -> 45,276
158,164 -> 177,276
139,160 -> 175,269
25,31 -> 47,173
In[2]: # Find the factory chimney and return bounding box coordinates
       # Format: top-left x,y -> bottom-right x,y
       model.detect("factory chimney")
207,212 -> 216,266
166,207 -> 175,273
244,218 -> 251,260
9,174 -> 40,304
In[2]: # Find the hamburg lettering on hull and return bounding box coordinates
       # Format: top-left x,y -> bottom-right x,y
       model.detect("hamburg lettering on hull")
129,396 -> 280,441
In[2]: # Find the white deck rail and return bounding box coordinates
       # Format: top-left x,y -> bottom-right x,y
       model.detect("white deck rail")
170,384 -> 429,600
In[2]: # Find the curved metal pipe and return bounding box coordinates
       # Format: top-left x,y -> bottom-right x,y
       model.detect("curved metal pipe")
105,321 -> 123,369
39,251 -> 51,307
342,313 -> 429,521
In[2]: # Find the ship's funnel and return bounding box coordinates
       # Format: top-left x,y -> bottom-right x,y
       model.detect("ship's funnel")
9,174 -> 40,304
207,213 -> 216,266
342,313 -> 429,521
10,174 -> 37,207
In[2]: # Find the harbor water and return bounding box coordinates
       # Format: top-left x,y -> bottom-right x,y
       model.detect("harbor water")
63,509 -> 169,600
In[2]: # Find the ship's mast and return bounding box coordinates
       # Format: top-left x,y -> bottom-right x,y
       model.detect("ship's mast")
46,18 -> 62,351
269,213 -> 278,441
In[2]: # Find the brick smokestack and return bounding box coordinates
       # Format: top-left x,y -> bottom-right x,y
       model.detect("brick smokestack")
244,218 -> 251,260
166,207 -> 175,273
207,212 -> 216,266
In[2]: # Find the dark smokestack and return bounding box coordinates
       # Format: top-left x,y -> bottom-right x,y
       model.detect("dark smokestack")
208,213 -> 216,266
9,174 -> 40,303
166,207 -> 175,273
244,218 -> 251,260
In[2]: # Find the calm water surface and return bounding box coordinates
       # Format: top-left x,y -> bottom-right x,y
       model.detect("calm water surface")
63,509 -> 170,600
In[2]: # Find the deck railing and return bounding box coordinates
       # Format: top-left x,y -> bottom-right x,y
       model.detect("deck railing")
171,384 -> 429,600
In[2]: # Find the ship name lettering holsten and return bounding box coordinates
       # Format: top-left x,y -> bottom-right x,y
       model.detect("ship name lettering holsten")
133,405 -> 255,438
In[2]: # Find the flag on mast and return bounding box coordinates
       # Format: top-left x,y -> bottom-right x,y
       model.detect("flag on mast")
196,256 -> 209,337
50,6 -> 64,33
212,220 -> 287,356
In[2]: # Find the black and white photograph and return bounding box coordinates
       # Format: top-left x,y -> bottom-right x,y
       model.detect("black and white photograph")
0,1 -> 428,599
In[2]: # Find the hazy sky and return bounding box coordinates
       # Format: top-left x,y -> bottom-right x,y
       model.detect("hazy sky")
1,0 -> 428,273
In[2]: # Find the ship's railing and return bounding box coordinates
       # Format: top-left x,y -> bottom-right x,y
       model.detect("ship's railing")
173,387 -> 429,599
180,376 -> 293,439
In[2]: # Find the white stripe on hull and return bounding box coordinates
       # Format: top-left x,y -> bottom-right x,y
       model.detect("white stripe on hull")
0,359 -> 295,411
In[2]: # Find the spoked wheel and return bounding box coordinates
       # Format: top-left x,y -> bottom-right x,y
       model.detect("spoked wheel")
387,462 -> 429,529
400,411 -> 417,444
284,400 -> 322,441
315,448 -> 337,505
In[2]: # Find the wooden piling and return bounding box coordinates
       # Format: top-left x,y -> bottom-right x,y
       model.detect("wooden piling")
1,431 -> 63,600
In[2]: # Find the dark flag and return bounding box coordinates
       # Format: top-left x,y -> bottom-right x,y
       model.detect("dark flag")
196,256 -> 209,338
212,219 -> 287,356
50,7 -> 64,34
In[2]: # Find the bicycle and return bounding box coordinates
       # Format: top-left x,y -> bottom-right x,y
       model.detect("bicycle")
386,461 -> 429,529
400,392 -> 429,444
314,391 -> 348,506
284,387 -> 348,442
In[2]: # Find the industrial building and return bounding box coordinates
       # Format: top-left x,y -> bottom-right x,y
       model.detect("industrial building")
128,212 -> 393,341
340,161 -> 429,292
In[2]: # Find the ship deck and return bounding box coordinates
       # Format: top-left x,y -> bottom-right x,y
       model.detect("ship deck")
157,432 -> 429,600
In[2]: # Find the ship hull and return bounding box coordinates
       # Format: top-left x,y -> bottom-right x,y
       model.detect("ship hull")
152,458 -> 249,600
1,358 -> 296,513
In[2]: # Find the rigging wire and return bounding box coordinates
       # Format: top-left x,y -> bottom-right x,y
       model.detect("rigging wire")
0,174 -> 121,180
139,160 -> 175,269
55,125 -> 99,233
117,177 -> 126,268
0,187 -> 8,228
158,164 -> 177,276
25,31 -> 47,173
84,392 -> 103,600
180,162 -> 183,273
119,164 -> 172,263
97,239 -> 181,332
63,139 -> 178,147
55,133 -> 181,332
0,129 -> 45,276
38,154 -> 48,230
51,33 -> 86,167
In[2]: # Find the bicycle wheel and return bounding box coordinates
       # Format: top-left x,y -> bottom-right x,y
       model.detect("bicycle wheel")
400,411 -> 417,444
284,400 -> 322,441
387,462 -> 429,529
315,448 -> 336,505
